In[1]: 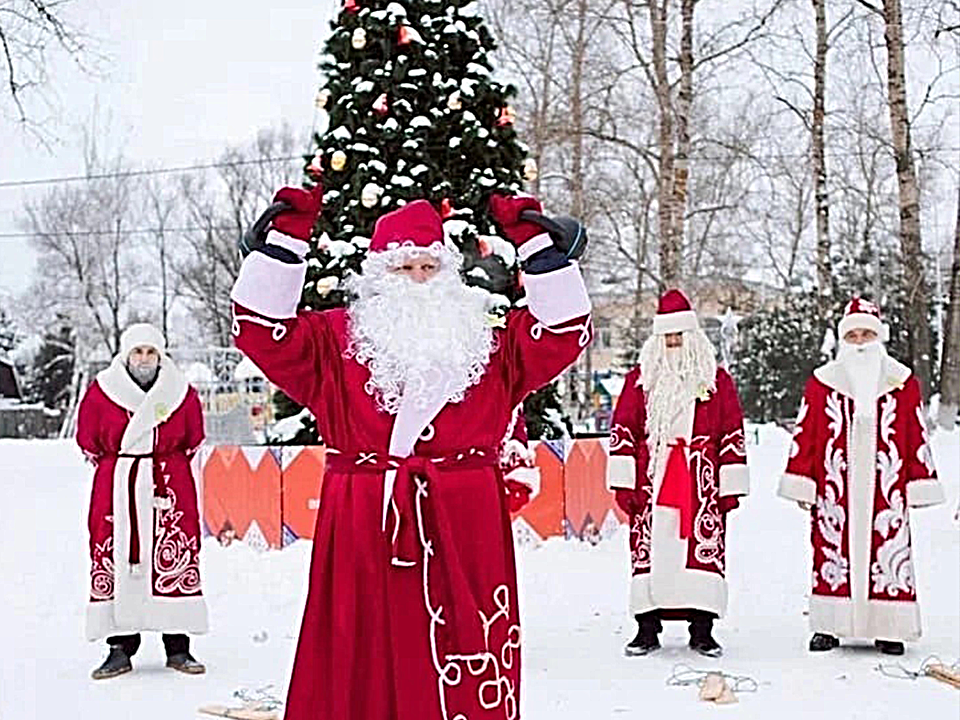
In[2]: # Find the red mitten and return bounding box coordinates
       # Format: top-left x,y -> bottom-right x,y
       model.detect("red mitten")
718,495 -> 741,514
505,479 -> 533,513
272,183 -> 324,242
488,193 -> 546,246
614,488 -> 639,516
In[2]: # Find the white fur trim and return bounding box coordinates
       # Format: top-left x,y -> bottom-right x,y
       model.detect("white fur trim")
266,228 -> 310,258
86,595 -> 209,641
719,464 -> 749,497
606,455 -> 637,490
808,594 -> 921,641
778,473 -> 817,504
630,569 -> 728,618
906,479 -> 946,508
814,354 -> 912,400
517,232 -> 554,262
652,310 -> 698,335
838,312 -> 882,341
120,323 -> 165,358
522,262 -> 591,326
231,251 -> 307,319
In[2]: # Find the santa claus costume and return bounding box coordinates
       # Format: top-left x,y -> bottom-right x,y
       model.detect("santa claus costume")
230,186 -> 591,720
76,323 -> 208,678
607,290 -> 749,657
778,298 -> 944,655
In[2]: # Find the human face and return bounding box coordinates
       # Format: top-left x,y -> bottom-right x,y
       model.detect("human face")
127,345 -> 160,369
390,255 -> 441,284
664,332 -> 684,349
843,328 -> 878,345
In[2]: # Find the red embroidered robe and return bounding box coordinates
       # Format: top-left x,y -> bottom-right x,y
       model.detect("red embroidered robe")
607,367 -> 749,617
230,248 -> 591,720
77,356 -> 208,640
779,354 -> 944,640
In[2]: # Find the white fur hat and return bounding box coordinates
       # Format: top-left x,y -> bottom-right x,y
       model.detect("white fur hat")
119,323 -> 166,358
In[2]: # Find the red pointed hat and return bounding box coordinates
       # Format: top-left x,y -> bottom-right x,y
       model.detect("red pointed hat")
838,297 -> 887,340
652,289 -> 699,334
369,199 -> 444,253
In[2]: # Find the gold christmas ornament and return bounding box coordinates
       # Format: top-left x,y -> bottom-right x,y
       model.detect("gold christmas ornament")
523,157 -> 538,182
331,150 -> 348,171
361,182 -> 382,208
351,27 -> 367,49
315,89 -> 331,109
446,91 -> 462,111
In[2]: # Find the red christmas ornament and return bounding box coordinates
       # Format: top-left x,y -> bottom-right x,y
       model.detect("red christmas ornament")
440,198 -> 454,218
496,105 -> 516,127
477,237 -> 492,258
343,0 -> 358,12
373,93 -> 389,114
398,25 -> 412,45
306,154 -> 323,179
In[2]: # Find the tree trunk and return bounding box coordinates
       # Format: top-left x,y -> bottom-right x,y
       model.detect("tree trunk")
811,0 -> 832,324
937,185 -> 960,428
882,0 -> 933,397
650,0 -> 678,289
669,0 -> 694,291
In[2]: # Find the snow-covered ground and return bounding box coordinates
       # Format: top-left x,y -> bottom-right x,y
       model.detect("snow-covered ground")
2,425 -> 958,719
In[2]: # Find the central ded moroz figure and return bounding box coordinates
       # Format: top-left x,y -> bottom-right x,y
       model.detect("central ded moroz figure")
230,182 -> 591,720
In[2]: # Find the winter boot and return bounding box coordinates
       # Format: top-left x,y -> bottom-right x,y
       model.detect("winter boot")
91,644 -> 133,680
809,633 -> 840,652
625,612 -> 662,656
164,633 -> 206,675
875,639 -> 905,656
689,613 -> 723,658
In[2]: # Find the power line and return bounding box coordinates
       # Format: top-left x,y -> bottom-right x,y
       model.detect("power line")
0,156 -> 306,189
0,226 -> 238,241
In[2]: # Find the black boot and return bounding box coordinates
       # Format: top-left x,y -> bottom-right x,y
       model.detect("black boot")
91,634 -> 140,680
625,612 -> 661,656
809,633 -> 840,652
875,639 -> 905,656
688,612 -> 722,658
164,633 -> 206,675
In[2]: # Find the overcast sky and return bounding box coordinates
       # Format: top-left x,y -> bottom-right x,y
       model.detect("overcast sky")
0,0 -> 334,294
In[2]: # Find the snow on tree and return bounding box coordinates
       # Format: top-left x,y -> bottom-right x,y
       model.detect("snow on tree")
270,0 -> 566,442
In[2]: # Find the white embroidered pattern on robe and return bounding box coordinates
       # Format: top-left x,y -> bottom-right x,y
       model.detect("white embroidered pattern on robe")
871,394 -> 915,598
90,536 -> 115,601
720,427 -> 746,459
153,488 -> 202,596
817,391 -> 849,592
630,486 -> 654,573
609,423 -> 635,453
690,440 -> 723,571
790,397 -> 808,459
914,405 -> 935,474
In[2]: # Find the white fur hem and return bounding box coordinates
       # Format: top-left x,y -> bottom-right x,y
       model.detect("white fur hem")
629,570 -> 728,618
906,479 -> 945,508
231,251 -> 307,319
808,594 -> 921,641
607,455 -> 637,490
719,464 -> 749,497
85,596 -> 209,641
652,310 -> 698,335
778,473 -> 817,504
522,262 -> 591,326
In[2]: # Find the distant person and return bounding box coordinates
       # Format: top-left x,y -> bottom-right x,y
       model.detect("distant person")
779,298 -> 944,655
77,323 -> 208,678
607,290 -> 749,657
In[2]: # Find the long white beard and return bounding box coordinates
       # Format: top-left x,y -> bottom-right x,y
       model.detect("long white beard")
639,330 -> 718,479
838,340 -> 884,418
345,265 -> 495,415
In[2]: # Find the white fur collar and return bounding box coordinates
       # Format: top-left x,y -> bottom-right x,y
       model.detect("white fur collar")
96,355 -> 189,453
813,353 -> 912,400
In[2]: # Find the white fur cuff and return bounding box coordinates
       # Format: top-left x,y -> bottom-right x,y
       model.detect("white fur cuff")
719,464 -> 750,497
607,454 -> 637,490
522,262 -> 591,326
266,229 -> 310,258
231,251 -> 307,319
906,479 -> 945,508
517,232 -> 555,262
778,473 -> 817,504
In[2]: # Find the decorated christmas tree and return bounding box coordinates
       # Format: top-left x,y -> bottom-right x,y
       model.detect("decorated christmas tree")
268,0 -> 566,442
